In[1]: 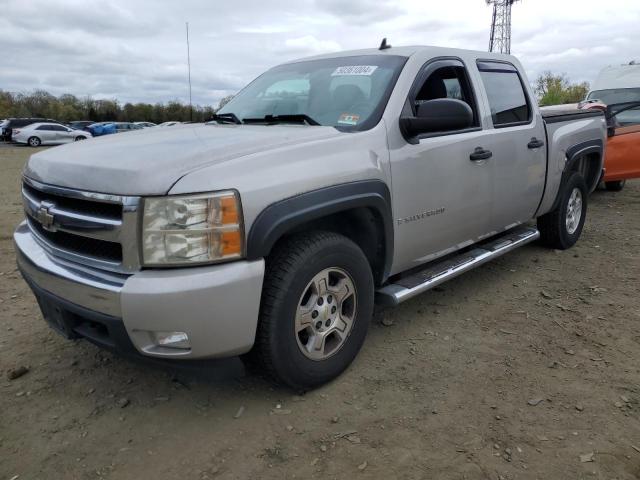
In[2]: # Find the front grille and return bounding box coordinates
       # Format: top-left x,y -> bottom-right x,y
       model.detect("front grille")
29,218 -> 122,263
22,178 -> 140,272
23,182 -> 122,220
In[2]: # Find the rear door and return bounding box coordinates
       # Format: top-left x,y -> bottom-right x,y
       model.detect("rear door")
35,125 -> 56,143
389,58 -> 494,272
474,61 -> 546,232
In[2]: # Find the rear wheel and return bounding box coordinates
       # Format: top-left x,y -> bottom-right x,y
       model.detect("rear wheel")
605,180 -> 626,192
28,136 -> 41,147
255,231 -> 374,390
537,172 -> 588,250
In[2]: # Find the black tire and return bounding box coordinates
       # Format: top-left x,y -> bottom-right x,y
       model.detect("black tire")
537,172 -> 588,250
605,180 -> 625,192
74,136 -> 86,141
28,136 -> 41,147
255,231 -> 374,390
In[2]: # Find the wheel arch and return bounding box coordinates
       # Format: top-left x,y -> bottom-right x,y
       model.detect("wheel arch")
564,139 -> 603,193
546,139 -> 603,213
246,180 -> 394,285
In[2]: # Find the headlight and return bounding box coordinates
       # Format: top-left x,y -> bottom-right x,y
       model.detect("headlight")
142,191 -> 243,266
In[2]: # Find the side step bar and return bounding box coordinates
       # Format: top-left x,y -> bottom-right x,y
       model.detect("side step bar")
376,226 -> 540,306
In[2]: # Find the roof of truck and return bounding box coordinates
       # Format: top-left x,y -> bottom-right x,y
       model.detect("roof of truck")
286,45 -> 515,64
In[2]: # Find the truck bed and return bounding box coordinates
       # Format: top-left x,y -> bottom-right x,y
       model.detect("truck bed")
541,108 -> 604,124
535,109 -> 606,217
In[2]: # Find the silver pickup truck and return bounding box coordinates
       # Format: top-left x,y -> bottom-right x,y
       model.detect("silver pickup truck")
14,45 -> 606,389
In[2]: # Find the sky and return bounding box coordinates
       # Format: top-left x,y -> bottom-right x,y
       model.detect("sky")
1,0 -> 638,108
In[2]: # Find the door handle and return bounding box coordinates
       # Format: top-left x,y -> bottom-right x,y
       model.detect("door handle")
527,137 -> 545,149
470,147 -> 492,161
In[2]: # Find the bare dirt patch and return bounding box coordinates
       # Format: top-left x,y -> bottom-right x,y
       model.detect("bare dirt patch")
1,146 -> 639,479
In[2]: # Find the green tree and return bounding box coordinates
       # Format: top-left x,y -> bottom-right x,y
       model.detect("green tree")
535,72 -> 590,106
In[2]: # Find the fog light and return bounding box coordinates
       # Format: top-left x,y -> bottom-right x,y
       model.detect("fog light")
153,331 -> 191,350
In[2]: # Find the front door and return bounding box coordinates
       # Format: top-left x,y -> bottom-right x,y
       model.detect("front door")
389,59 -> 494,273
475,61 -> 546,232
606,103 -> 640,181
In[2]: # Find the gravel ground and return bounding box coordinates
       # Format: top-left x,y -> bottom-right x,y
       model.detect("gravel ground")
1,145 -> 639,480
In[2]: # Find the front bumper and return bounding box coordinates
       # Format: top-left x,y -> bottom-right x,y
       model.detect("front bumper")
14,221 -> 265,359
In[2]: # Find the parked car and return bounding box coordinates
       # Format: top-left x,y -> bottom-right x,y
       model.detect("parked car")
86,122 -> 117,137
156,121 -> 181,127
15,45 -> 606,389
578,63 -> 640,191
1,117 -> 57,142
0,119 -> 8,140
113,122 -> 144,132
68,121 -> 94,131
134,122 -> 157,128
13,122 -> 92,147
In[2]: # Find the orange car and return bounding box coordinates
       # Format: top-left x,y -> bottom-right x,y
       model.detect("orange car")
604,102 -> 640,190
580,98 -> 640,191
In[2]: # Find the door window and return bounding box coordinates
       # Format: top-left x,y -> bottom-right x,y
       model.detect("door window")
477,62 -> 531,127
411,62 -> 479,132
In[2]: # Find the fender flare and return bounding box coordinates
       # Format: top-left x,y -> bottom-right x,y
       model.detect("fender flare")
549,139 -> 603,212
564,139 -> 603,177
246,180 -> 394,281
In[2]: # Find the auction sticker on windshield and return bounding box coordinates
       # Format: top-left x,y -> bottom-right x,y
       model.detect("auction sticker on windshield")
332,65 -> 378,76
338,114 -> 360,125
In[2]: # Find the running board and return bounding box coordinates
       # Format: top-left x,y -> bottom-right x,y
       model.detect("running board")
376,226 -> 540,306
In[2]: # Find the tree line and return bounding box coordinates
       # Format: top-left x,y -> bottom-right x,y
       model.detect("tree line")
0,90 -> 235,123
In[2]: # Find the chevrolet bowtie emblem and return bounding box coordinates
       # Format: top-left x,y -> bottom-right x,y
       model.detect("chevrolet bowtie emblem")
36,201 -> 56,231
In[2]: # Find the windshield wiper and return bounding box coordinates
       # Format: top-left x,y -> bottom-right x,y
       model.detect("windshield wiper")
208,113 -> 242,124
242,114 -> 320,126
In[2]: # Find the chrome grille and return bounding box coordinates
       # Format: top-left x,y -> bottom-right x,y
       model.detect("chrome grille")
22,177 -> 141,273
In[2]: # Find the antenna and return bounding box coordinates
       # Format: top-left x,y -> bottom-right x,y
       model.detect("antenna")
486,0 -> 519,54
186,22 -> 193,122
379,38 -> 391,50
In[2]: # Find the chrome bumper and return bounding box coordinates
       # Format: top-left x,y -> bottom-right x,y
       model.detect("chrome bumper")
15,221 -> 125,317
15,221 -> 266,359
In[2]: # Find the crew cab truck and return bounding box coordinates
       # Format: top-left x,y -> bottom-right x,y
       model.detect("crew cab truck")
14,46 -> 606,390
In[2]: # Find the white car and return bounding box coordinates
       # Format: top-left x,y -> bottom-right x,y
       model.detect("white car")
13,122 -> 92,147
156,121 -> 180,127
134,122 -> 157,128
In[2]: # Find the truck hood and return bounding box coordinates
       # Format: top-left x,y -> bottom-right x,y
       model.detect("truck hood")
24,123 -> 342,195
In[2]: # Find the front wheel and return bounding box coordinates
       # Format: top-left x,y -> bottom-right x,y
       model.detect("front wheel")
28,136 -> 41,147
74,136 -> 87,142
255,231 -> 374,390
537,172 -> 588,250
605,180 -> 626,192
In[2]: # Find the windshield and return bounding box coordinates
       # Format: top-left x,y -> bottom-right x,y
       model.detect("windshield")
588,88 -> 640,126
588,88 -> 640,104
217,55 -> 407,130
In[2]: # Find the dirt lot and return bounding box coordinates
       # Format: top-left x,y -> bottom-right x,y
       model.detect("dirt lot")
1,145 -> 639,480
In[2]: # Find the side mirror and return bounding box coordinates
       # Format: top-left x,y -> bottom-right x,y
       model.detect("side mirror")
400,98 -> 473,138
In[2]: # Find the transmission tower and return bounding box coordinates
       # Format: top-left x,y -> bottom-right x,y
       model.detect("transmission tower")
486,0 -> 519,54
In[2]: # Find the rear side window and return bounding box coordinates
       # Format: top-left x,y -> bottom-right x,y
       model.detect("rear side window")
36,125 -> 53,131
477,61 -> 531,127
